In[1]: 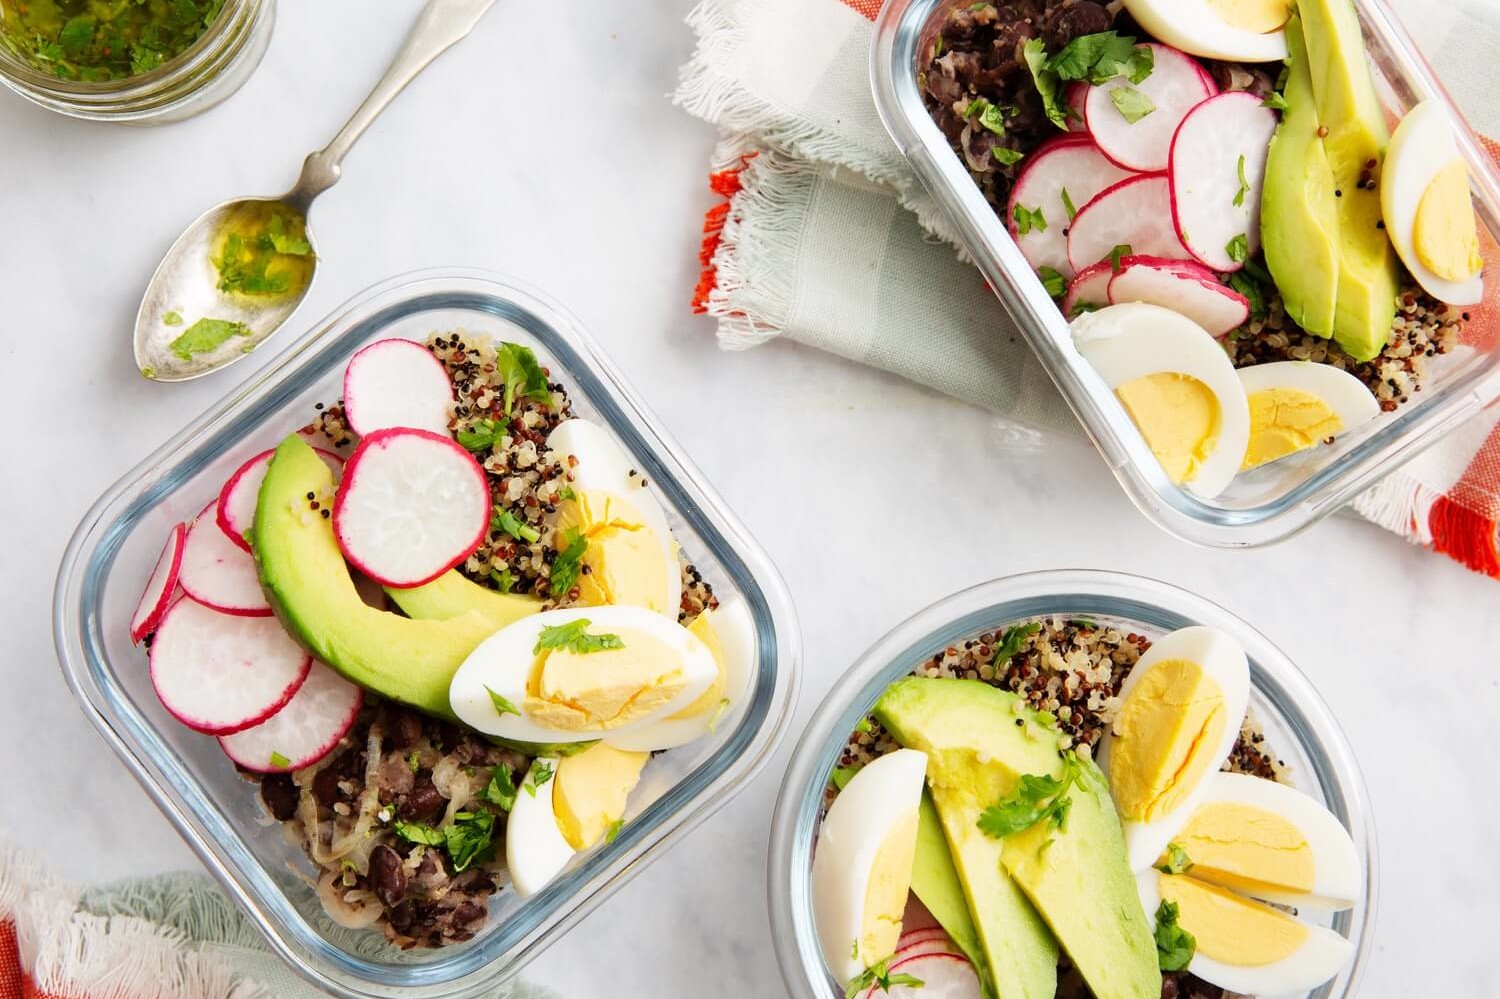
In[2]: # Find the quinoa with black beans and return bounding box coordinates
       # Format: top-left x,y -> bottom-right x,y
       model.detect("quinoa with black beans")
921,0 -> 1459,406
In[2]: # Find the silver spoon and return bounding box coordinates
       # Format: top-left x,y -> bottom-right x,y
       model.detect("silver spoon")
134,0 -> 498,382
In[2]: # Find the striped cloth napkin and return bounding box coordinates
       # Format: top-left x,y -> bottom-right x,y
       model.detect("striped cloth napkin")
676,0 -> 1500,578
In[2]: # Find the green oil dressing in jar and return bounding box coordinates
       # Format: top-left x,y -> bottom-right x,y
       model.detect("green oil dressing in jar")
0,0 -> 226,81
211,202 -> 315,299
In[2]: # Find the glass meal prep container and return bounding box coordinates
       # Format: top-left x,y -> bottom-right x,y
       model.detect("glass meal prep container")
767,569 -> 1376,999
870,0 -> 1500,549
52,269 -> 801,999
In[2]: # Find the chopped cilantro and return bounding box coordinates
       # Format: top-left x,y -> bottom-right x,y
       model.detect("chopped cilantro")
1110,243 -> 1132,273
1233,154 -> 1250,208
844,958 -> 925,999
524,760 -> 555,797
1225,232 -> 1249,263
1068,301 -> 1102,318
556,485 -> 577,502
1109,85 -> 1156,124
993,621 -> 1041,662
1022,38 -> 1070,130
168,318 -> 251,361
481,766 -> 518,812
444,810 -> 496,871
1158,842 -> 1195,875
1038,266 -> 1067,298
992,146 -> 1024,166
1226,269 -> 1267,323
162,310 -> 184,327
457,418 -> 508,453
548,527 -> 589,597
392,820 -> 446,847
1061,187 -> 1078,221
492,507 -> 540,543
977,101 -> 1008,137
1154,899 -> 1197,971
268,751 -> 291,769
1262,91 -> 1290,112
490,566 -> 515,593
407,750 -> 421,774
605,819 -> 624,844
1013,204 -> 1047,235
1045,31 -> 1153,86
534,619 -> 625,655
494,342 -> 553,416
977,752 -> 1081,840
485,686 -> 521,718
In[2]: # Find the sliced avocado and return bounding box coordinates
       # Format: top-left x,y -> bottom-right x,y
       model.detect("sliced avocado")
913,790 -> 993,996
385,570 -> 541,630
877,677 -> 1159,999
1262,15 -> 1341,337
875,679 -> 1059,999
1297,0 -> 1400,360
253,434 -> 496,719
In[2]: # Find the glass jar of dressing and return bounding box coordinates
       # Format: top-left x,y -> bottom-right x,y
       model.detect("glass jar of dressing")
0,0 -> 273,124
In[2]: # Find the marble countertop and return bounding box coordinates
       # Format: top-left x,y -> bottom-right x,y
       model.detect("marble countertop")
2,1 -> 1496,995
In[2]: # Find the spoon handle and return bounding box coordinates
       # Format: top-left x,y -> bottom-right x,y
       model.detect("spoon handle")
289,0 -> 498,208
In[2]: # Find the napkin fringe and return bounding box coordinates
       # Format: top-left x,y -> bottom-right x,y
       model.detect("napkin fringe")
1350,470 -> 1437,546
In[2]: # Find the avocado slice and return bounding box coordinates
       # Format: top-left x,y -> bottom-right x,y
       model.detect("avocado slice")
877,677 -> 1159,999
912,791 -> 993,996
385,570 -> 541,631
253,434 -> 497,719
1297,0 -> 1400,360
1262,15 -> 1342,337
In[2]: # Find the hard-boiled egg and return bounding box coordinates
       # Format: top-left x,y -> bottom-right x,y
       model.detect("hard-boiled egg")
1138,869 -> 1355,994
811,748 -> 928,983
1073,304 -> 1251,498
547,419 -> 679,614
1121,0 -> 1289,62
1382,99 -> 1485,305
449,605 -> 718,746
1237,361 -> 1380,470
1097,626 -> 1250,871
605,596 -> 756,752
1166,771 -> 1361,910
505,745 -> 648,897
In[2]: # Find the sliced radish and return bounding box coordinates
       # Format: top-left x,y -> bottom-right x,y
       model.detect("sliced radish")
1006,137 -> 1131,279
150,597 -> 311,735
217,447 -> 344,552
893,936 -> 958,962
1064,81 -> 1088,132
865,954 -> 980,999
1108,255 -> 1250,336
179,503 -> 272,616
1168,91 -> 1278,271
1084,43 -> 1216,172
333,428 -> 490,588
1067,174 -> 1192,272
1061,259 -> 1114,318
342,338 -> 455,438
896,926 -> 950,949
219,661 -> 362,772
131,523 -> 187,644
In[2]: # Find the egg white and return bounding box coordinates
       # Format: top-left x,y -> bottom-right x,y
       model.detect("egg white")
1183,771 -> 1361,910
1138,870 -> 1356,995
448,605 -> 718,744
1096,625 -> 1250,870
1120,0 -> 1288,62
547,419 -> 680,614
604,596 -> 756,752
1382,100 -> 1485,305
1236,360 -> 1381,466
505,757 -> 574,897
1072,304 -> 1251,499
811,748 -> 929,983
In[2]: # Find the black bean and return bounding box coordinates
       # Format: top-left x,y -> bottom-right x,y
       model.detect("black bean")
259,773 -> 299,821
400,782 -> 446,822
369,845 -> 408,908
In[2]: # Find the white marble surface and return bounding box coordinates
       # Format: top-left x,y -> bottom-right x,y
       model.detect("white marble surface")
2,2 -> 1497,996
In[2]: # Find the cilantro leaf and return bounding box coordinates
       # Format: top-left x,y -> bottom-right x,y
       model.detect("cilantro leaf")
1262,91 -> 1290,112
1233,153 -> 1251,208
168,318 -> 252,361
162,310 -> 184,327
534,619 -> 625,655
993,146 -> 1024,166
1154,899 -> 1197,971
392,820 -> 446,847
269,751 -> 291,769
1158,842 -> 1195,875
1226,270 -> 1266,323
492,506 -> 541,544
481,765 -> 518,811
485,686 -> 521,718
1045,31 -> 1154,86
58,16 -> 96,59
1012,204 -> 1047,235
1061,187 -> 1078,222
263,213 -> 311,256
548,527 -> 589,598
844,958 -> 925,999
605,819 -> 624,844
494,342 -> 553,416
524,761 -> 555,797
1038,266 -> 1067,298
993,621 -> 1041,663
457,418 -> 508,453
490,566 -> 515,593
1022,39 -> 1070,131
977,753 -> 1081,839
408,750 -> 421,774
1109,85 -> 1156,124
1225,232 -> 1249,263
1110,243 -> 1132,273
444,809 -> 496,871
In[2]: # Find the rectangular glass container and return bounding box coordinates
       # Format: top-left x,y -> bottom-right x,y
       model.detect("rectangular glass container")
52,269 -> 800,999
871,0 -> 1500,547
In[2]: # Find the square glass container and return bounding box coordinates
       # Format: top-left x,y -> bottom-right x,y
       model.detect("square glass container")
768,569 -> 1376,999
871,0 -> 1500,548
52,269 -> 801,998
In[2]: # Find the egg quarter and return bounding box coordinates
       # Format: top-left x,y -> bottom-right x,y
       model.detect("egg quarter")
1236,362 -> 1380,471
505,756 -> 575,898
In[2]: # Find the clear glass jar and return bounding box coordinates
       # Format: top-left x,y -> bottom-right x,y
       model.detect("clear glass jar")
767,570 -> 1377,999
0,0 -> 273,124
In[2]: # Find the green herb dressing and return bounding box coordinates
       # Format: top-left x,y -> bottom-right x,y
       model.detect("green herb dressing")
0,0 -> 225,82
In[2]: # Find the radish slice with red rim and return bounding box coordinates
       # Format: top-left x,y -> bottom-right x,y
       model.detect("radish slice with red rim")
131,523 -> 187,644
217,447 -> 343,552
1168,91 -> 1278,271
333,428 -> 490,588
1108,255 -> 1250,336
892,936 -> 959,962
179,503 -> 272,616
1061,260 -> 1114,318
219,661 -> 362,772
896,926 -> 950,949
150,596 -> 311,735
342,338 -> 455,438
1084,43 -> 1216,172
864,953 -> 981,999
1067,174 -> 1193,273
1007,136 -> 1131,280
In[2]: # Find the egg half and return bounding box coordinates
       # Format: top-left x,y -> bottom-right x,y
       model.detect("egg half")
1073,304 -> 1251,499
505,745 -> 648,897
811,748 -> 928,983
449,605 -> 718,746
1382,99 -> 1485,305
1237,361 -> 1380,470
1138,869 -> 1355,994
1166,771 -> 1361,910
605,596 -> 756,752
1120,0 -> 1289,62
1097,625 -> 1250,870
547,419 -> 679,615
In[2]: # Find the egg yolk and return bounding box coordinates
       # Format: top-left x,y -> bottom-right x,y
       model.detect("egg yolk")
668,611 -> 728,721
1414,158 -> 1484,281
1241,388 -> 1344,470
859,806 -> 920,968
553,490 -> 673,614
1109,659 -> 1226,822
552,743 -> 649,850
525,628 -> 687,731
1159,873 -> 1310,967
1167,802 -> 1317,897
1115,373 -> 1221,485
1206,0 -> 1292,33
